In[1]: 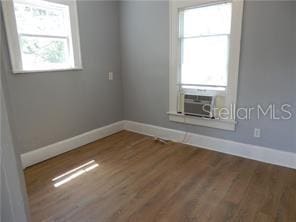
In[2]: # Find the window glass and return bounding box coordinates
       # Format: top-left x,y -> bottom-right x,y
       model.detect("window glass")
20,35 -> 70,70
14,2 -> 70,36
180,3 -> 232,87
182,3 -> 232,37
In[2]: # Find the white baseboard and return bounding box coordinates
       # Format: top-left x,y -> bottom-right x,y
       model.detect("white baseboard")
21,121 -> 125,168
21,120 -> 296,170
124,121 -> 296,169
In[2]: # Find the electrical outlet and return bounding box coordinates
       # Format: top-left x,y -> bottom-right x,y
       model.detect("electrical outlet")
254,128 -> 261,138
108,72 -> 113,80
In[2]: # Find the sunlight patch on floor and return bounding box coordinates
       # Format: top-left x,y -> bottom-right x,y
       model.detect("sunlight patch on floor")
52,160 -> 99,187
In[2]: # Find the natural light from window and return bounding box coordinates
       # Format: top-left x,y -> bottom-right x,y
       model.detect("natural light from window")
52,160 -> 99,188
180,3 -> 232,88
13,0 -> 75,71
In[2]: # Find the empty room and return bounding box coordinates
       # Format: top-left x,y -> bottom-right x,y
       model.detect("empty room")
1,0 -> 296,221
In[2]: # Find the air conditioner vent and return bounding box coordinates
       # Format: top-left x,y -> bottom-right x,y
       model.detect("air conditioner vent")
183,94 -> 215,118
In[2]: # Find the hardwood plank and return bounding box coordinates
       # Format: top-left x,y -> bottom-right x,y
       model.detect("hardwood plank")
24,130 -> 296,222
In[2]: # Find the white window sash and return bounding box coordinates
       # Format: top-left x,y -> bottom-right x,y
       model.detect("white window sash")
180,33 -> 230,39
18,33 -> 69,39
178,83 -> 227,88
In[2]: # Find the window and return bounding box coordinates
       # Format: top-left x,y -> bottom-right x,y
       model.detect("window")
169,0 -> 244,130
180,3 -> 231,89
2,0 -> 82,73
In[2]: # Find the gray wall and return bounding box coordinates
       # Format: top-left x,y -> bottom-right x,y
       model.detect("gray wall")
120,1 -> 296,152
2,0 -> 296,155
1,16 -> 30,221
1,92 -> 30,222
1,1 -> 123,153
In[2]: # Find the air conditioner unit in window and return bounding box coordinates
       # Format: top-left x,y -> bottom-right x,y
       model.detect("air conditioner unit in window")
179,94 -> 216,118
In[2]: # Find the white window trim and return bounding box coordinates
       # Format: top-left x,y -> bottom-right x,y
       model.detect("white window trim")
2,0 -> 83,73
168,0 -> 244,131
168,112 -> 236,131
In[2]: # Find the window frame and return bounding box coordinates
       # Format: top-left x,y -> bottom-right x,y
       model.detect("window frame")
2,0 -> 82,73
168,0 -> 244,131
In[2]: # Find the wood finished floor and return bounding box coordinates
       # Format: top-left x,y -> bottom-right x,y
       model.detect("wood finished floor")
24,130 -> 296,222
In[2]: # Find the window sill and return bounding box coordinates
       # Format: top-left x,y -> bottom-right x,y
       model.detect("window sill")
167,112 -> 236,131
12,67 -> 83,74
